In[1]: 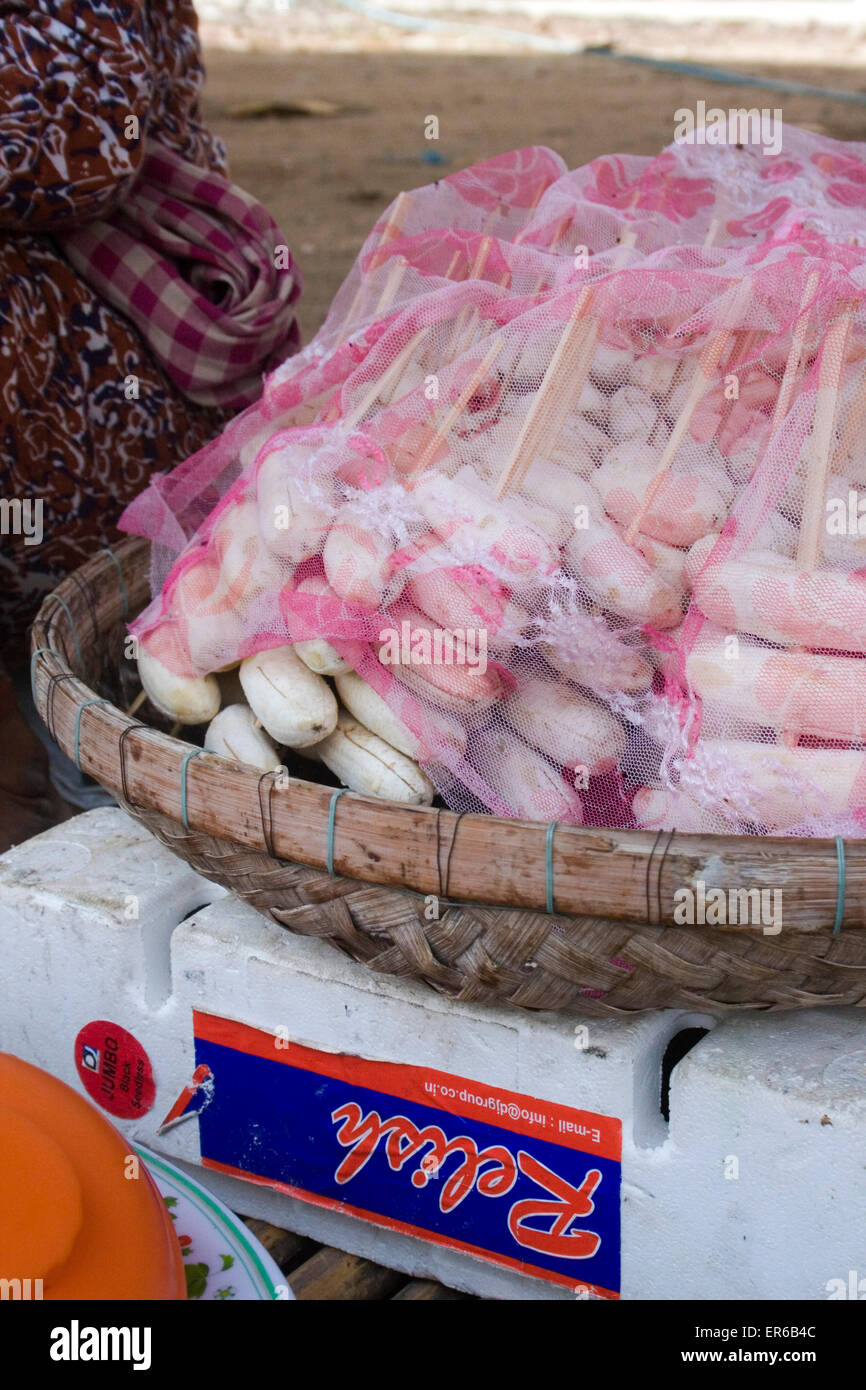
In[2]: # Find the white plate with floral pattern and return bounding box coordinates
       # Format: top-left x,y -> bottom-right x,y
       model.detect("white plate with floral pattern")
136,1144 -> 292,1301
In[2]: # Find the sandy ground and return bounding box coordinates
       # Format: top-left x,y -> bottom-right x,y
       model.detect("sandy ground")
198,24 -> 866,340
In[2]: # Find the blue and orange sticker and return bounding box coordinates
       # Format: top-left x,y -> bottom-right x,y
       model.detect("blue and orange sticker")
190,1010 -> 622,1296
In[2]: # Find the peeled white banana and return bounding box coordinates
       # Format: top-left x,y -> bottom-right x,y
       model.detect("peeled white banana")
323,504 -> 404,608
255,445 -> 336,563
413,471 -> 558,576
204,704 -> 283,772
138,648 -> 220,725
294,637 -> 352,676
334,669 -> 417,756
335,668 -> 469,760
288,575 -> 353,675
480,734 -> 584,822
505,679 -> 626,772
239,645 -> 338,748
310,711 -> 435,804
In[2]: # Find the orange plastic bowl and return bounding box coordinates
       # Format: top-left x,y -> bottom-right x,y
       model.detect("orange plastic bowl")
0,1052 -> 186,1300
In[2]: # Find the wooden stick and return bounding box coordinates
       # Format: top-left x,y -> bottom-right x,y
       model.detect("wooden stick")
771,271 -> 819,434
446,236 -> 495,362
342,249 -> 468,428
623,281 -> 749,545
372,191 -> 409,268
495,232 -> 636,500
834,360 -> 866,470
709,326 -> 762,448
703,217 -> 721,248
125,688 -> 147,717
497,219 -> 579,411
654,215 -> 737,433
374,253 -> 409,318
492,216 -> 579,410
343,192 -> 410,331
509,180 -> 549,247
406,333 -> 505,479
529,212 -> 577,296
342,325 -> 428,428
495,287 -> 595,499
797,304 -> 855,570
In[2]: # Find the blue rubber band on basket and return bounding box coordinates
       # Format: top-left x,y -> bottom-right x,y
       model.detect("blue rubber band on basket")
180,748 -> 204,831
45,595 -> 83,668
545,820 -> 557,915
29,646 -> 60,707
327,788 -> 347,877
74,699 -> 110,771
834,836 -> 846,935
101,548 -> 129,620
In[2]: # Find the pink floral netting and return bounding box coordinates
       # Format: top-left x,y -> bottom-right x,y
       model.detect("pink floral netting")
120,125 -> 866,836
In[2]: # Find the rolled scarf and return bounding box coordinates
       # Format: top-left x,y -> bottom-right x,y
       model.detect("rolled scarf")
58,141 -> 302,409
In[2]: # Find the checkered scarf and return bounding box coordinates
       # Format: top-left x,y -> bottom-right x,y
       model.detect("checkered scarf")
58,142 -> 302,409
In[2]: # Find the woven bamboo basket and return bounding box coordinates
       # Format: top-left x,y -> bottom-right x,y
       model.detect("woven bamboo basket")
28,537 -> 866,1016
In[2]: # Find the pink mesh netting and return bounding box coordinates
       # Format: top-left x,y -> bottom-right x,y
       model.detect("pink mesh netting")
120,125 -> 866,835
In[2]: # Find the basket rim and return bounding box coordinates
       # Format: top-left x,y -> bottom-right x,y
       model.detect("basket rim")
28,536 -> 864,935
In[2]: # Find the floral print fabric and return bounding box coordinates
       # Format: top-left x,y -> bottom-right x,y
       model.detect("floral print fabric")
0,1 -> 230,655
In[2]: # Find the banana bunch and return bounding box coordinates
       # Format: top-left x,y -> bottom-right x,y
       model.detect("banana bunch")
136,643 -> 435,806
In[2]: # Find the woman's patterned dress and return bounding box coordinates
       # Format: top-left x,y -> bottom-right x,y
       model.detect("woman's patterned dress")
0,0 -> 233,658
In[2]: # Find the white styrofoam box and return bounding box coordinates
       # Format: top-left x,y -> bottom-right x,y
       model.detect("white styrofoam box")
1,807 -> 865,1300
664,1013 -> 866,1302
159,897 -> 716,1300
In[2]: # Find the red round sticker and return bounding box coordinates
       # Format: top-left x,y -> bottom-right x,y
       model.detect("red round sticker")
74,1021 -> 156,1119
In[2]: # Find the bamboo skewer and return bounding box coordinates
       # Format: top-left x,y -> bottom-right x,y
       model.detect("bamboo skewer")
126,688 -> 147,717
726,272 -> 817,652
446,235 -> 495,363
343,249 -> 469,428
341,251 -> 479,430
703,217 -> 721,249
508,180 -> 549,248
495,231 -> 636,500
342,327 -> 428,429
373,254 -> 410,319
797,304 -> 855,570
689,294 -> 853,758
529,212 -> 577,296
653,215 -> 740,435
770,272 -> 820,435
495,287 -> 595,499
834,359 -> 866,469
342,192 -> 410,332
768,297 -> 852,740
406,334 -> 505,479
492,215 -> 579,407
622,281 -> 749,545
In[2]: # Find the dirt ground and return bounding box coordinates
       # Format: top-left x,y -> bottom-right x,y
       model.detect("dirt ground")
200,43 -> 866,341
